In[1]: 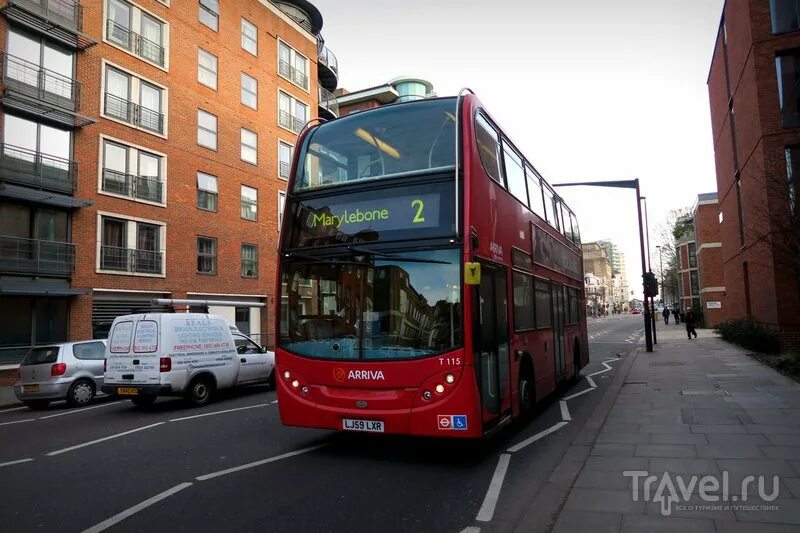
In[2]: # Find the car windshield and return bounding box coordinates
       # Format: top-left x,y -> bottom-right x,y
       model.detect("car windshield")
22,346 -> 60,365
279,248 -> 462,360
294,98 -> 456,192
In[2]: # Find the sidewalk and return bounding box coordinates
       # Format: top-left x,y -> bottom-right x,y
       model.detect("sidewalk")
549,326 -> 800,532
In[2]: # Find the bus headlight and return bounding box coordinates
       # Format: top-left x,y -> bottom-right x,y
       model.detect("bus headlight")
291,379 -> 300,388
445,374 -> 455,384
435,384 -> 445,394
283,370 -> 291,380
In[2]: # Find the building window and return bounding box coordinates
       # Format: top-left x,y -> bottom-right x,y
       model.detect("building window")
690,270 -> 700,296
278,91 -> 308,134
786,146 -> 800,217
6,29 -> 76,103
197,109 -> 217,150
3,114 -> 71,180
278,140 -> 293,179
197,48 -> 217,90
197,172 -> 217,211
101,139 -> 165,204
278,191 -> 286,231
241,73 -> 257,109
771,0 -> 800,34
777,52 -> 800,128
99,215 -> 164,274
241,18 -> 257,56
278,41 -> 308,90
688,242 -> 697,268
241,128 -> 257,164
241,243 -> 258,278
241,185 -> 257,221
198,0 -> 218,31
106,0 -> 167,67
103,65 -> 166,134
197,236 -> 217,274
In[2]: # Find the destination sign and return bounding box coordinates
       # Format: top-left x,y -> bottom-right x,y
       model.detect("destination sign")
307,193 -> 440,232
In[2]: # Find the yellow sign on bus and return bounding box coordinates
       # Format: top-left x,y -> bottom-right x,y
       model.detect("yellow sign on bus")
464,262 -> 481,285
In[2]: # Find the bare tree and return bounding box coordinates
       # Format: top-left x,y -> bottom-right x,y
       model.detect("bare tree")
653,206 -> 693,307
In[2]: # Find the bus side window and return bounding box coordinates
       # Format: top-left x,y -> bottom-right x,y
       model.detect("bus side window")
570,213 -> 581,245
543,186 -> 556,229
526,165 -> 546,220
502,140 -> 528,207
534,279 -> 552,329
474,113 -> 503,186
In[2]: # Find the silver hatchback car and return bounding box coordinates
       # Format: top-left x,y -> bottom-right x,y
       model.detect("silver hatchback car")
14,340 -> 107,409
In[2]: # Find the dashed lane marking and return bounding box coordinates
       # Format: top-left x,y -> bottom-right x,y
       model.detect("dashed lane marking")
0,458 -> 33,468
506,421 -> 570,453
82,482 -> 193,533
475,453 -> 511,522
170,403 -> 270,422
0,406 -> 28,413
0,418 -> 35,427
195,444 -> 328,481
559,400 -> 571,421
39,401 -> 123,419
586,376 -> 597,388
46,422 -> 165,456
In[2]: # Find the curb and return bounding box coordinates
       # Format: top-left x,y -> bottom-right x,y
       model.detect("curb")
512,348 -> 641,533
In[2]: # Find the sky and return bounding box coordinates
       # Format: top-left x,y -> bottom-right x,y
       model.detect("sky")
314,0 -> 725,298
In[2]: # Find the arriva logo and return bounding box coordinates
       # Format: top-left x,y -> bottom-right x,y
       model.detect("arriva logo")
333,368 -> 346,382
334,368 -> 385,381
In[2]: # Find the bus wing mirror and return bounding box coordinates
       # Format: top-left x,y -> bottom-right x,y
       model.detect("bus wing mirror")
464,262 -> 481,285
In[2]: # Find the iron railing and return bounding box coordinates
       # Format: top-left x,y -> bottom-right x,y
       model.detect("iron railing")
278,110 -> 305,134
0,143 -> 76,194
0,235 -> 75,276
279,160 -> 291,179
278,59 -> 308,89
318,46 -> 338,77
106,19 -> 165,66
104,93 -> 164,134
100,244 -> 162,274
318,86 -> 338,117
101,168 -> 163,203
11,0 -> 82,31
0,53 -> 80,111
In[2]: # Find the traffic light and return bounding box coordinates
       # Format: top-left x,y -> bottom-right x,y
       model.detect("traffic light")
643,271 -> 659,298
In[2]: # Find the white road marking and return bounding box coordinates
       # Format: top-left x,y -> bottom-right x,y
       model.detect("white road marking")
196,444 -> 327,481
562,387 -> 594,401
46,422 -> 164,456
603,358 -> 621,364
559,400 -> 571,421
586,376 -> 597,388
475,453 -> 511,522
460,527 -> 481,533
0,458 -> 33,468
82,482 -> 193,533
170,403 -> 269,422
39,401 -> 123,419
270,400 -> 278,404
507,421 -> 569,453
588,364 -> 613,377
0,418 -> 35,426
0,406 -> 27,413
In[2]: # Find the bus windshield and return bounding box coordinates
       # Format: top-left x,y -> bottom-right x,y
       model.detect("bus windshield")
279,248 -> 462,360
294,98 -> 457,192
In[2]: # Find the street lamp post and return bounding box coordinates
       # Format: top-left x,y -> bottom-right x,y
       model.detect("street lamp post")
656,245 -> 664,307
641,196 -> 657,345
552,178 -> 654,353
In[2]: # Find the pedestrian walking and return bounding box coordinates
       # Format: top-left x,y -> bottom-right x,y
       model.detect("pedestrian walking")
673,308 -> 681,324
662,306 -> 670,325
685,308 -> 698,339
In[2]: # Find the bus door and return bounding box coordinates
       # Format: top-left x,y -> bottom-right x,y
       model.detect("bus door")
552,283 -> 567,382
473,262 -> 511,429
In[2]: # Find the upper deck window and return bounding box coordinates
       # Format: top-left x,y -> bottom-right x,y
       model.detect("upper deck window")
294,98 -> 456,192
475,113 -> 502,185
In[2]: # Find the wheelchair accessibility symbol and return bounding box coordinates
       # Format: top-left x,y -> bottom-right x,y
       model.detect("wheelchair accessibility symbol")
437,414 -> 468,431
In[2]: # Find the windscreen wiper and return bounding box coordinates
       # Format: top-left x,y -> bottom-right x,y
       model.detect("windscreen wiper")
346,246 -> 451,264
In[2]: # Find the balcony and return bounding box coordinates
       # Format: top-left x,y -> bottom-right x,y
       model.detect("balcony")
278,59 -> 308,90
318,85 -> 338,119
106,19 -> 166,67
317,45 -> 338,92
101,168 -> 164,204
0,0 -> 96,50
278,110 -> 306,134
0,53 -> 93,128
0,236 -> 75,277
0,143 -> 76,194
100,245 -> 163,274
104,93 -> 164,134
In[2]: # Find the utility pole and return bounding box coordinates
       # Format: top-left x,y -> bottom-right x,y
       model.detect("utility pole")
641,196 -> 657,345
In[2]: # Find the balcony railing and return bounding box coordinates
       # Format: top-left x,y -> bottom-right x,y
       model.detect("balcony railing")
278,59 -> 308,90
279,160 -> 291,179
1,53 -> 81,111
9,0 -> 82,31
0,143 -> 76,194
0,235 -> 75,276
104,93 -> 164,134
100,244 -> 162,274
318,86 -> 338,118
318,46 -> 338,77
101,168 -> 163,203
278,110 -> 305,134
106,19 -> 165,67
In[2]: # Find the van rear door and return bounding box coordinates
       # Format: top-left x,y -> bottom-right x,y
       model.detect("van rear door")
104,315 -> 161,386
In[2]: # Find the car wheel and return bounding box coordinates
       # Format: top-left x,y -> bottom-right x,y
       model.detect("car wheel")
23,400 -> 50,410
130,396 -> 157,407
67,379 -> 95,407
185,376 -> 214,407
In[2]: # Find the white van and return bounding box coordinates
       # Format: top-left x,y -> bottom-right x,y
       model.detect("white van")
102,313 -> 274,407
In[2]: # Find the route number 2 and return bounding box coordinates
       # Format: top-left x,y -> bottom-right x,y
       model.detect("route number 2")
411,199 -> 425,223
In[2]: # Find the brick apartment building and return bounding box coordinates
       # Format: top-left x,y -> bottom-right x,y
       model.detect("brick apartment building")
336,76 -> 434,116
0,0 -> 339,362
676,193 -> 725,327
708,0 -> 800,346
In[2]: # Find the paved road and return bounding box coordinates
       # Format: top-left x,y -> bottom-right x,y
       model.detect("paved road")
0,316 -> 643,533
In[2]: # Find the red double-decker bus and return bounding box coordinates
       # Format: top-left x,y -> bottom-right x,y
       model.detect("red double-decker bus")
275,92 -> 588,438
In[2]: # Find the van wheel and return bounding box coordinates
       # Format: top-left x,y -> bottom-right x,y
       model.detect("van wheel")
67,379 -> 95,407
186,376 -> 214,407
23,400 -> 50,410
131,396 -> 157,407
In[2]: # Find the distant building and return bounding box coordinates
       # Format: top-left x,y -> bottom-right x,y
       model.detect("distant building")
582,242 -> 613,312
596,240 -> 629,310
707,0 -> 800,347
335,76 -> 435,116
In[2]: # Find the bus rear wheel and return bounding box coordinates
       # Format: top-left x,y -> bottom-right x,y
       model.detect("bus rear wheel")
519,361 -> 535,415
571,341 -> 582,385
